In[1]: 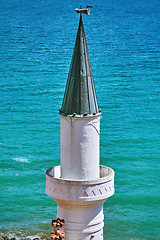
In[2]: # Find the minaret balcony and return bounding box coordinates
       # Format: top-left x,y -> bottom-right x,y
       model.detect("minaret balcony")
46,165 -> 114,203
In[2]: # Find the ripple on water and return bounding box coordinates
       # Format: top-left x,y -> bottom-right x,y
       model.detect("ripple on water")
12,157 -> 30,163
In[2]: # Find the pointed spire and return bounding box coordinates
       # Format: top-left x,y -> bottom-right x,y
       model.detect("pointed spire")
60,16 -> 100,117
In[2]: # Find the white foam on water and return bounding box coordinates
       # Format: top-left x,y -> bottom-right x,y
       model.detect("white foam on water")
26,235 -> 40,240
8,233 -> 40,240
12,157 -> 30,163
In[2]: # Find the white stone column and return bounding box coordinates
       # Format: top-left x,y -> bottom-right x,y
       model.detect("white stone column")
60,114 -> 101,180
46,165 -> 114,240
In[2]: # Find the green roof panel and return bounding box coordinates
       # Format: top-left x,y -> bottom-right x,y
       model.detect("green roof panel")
61,15 -> 99,117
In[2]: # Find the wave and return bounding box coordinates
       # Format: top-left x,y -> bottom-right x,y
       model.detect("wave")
12,157 -> 29,163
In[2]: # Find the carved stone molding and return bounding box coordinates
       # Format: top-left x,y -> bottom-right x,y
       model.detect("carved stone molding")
46,165 -> 114,203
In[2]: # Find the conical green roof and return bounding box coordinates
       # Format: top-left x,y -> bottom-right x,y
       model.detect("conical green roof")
60,15 -> 99,117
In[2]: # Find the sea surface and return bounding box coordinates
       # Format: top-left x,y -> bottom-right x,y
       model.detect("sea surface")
0,0 -> 160,239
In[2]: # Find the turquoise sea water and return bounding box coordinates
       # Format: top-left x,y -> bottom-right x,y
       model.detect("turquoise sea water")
0,0 -> 160,239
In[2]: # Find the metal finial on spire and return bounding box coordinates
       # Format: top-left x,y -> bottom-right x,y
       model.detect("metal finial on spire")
75,4 -> 93,15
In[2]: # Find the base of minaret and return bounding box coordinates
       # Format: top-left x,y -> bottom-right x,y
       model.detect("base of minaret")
46,165 -> 114,240
57,201 -> 104,240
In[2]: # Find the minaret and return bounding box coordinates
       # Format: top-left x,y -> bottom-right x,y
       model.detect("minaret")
46,11 -> 114,240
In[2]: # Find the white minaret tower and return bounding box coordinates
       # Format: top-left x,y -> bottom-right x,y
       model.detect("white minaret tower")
46,12 -> 114,240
